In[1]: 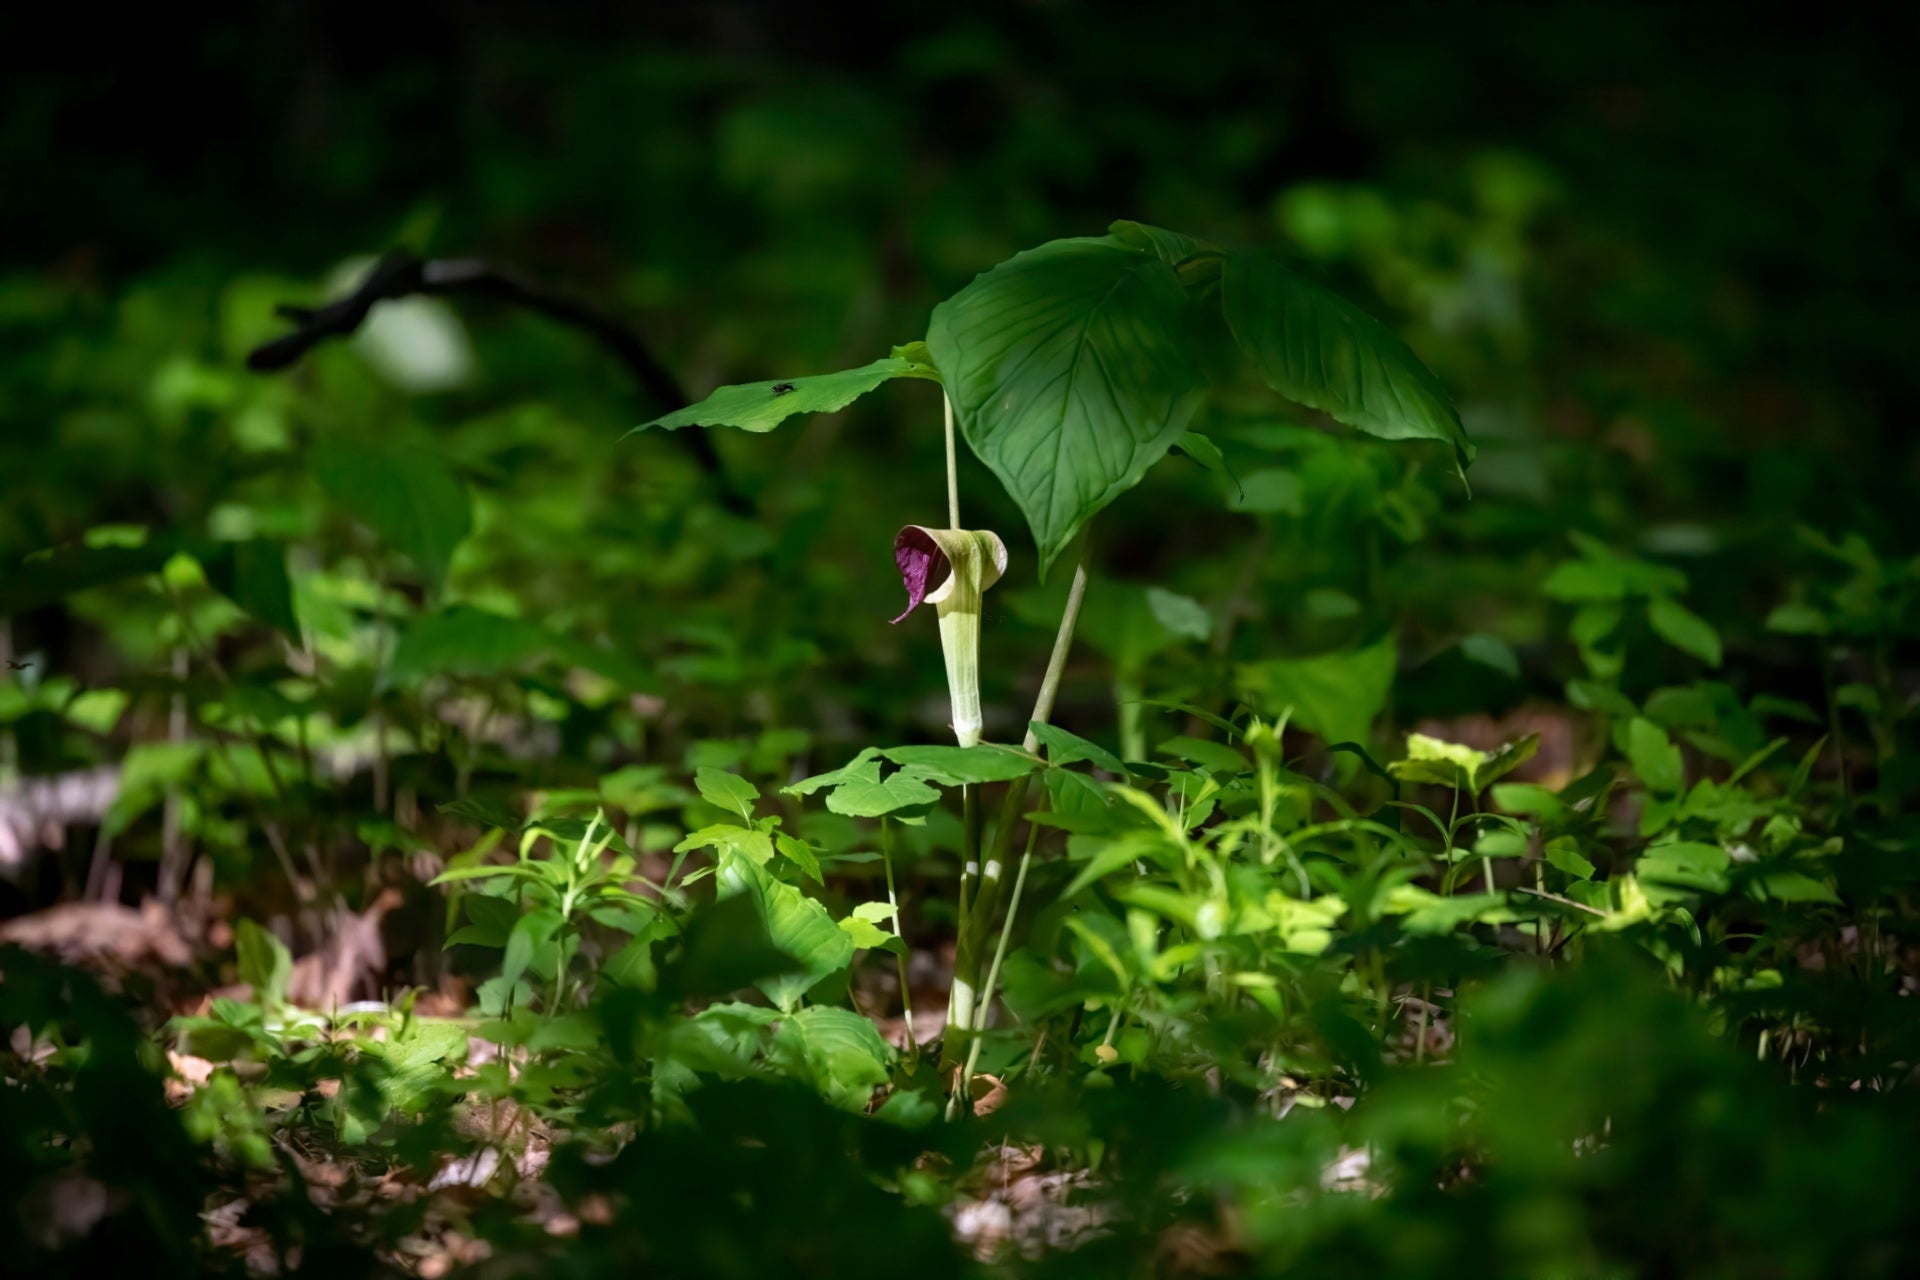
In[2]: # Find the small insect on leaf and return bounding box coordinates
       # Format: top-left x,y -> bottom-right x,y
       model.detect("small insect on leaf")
771,382 -> 796,395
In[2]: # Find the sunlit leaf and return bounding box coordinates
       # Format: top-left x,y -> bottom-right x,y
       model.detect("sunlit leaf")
1390,732 -> 1540,794
715,849 -> 853,1012
675,824 -> 774,866
694,767 -> 759,821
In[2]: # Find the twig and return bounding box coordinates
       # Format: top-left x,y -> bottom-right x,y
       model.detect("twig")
246,251 -> 748,513
1514,884 -> 1606,917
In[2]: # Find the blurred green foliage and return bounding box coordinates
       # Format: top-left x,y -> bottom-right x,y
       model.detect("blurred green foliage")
3,5 -> 1918,1278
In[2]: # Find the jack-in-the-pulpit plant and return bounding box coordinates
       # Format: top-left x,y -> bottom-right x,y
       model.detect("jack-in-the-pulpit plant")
633,218 -> 1471,1100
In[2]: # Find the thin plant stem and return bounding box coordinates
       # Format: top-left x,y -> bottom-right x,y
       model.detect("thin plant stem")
942,555 -> 1090,1073
943,392 -> 961,530
948,820 -> 1040,1119
882,818 -> 918,1063
1102,999 -> 1126,1049
977,555 -> 1090,914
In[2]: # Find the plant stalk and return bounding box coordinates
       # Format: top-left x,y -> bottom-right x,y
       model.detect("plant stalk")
944,391 -> 961,530
942,554 -> 1090,1073
882,818 -> 918,1062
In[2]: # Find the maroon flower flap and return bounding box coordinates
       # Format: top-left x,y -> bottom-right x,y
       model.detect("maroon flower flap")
892,526 -> 950,624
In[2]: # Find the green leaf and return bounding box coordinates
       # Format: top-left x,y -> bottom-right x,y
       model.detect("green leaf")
674,824 -> 774,865
775,832 -> 823,884
202,540 -> 300,640
1145,587 -> 1212,643
436,796 -> 521,830
1637,841 -> 1729,904
1236,634 -> 1397,746
1015,579 -> 1210,668
838,914 -> 896,952
1389,732 -> 1540,794
1172,429 -> 1225,472
501,907 -> 562,992
1751,869 -> 1840,905
234,920 -> 291,1008
632,354 -> 926,434
1219,252 -> 1472,469
1,538 -> 176,614
388,605 -> 650,691
1627,717 -> 1685,794
716,850 -> 853,1012
770,1005 -> 892,1111
694,767 -> 759,821
879,742 -> 1039,784
104,741 -> 206,836
64,688 -> 129,736
1107,219 -> 1201,264
1389,888 -> 1509,937
313,439 -> 472,591
1029,721 -> 1128,776
1764,603 -> 1829,635
378,1019 -> 470,1114
1063,831 -> 1168,898
389,605 -> 548,684
785,747 -> 884,796
928,235 -> 1205,573
1647,595 -> 1723,667
785,749 -> 942,818
1156,735 -> 1250,775
1543,837 -> 1597,881
1543,536 -> 1688,602
1171,429 -> 1245,501
1459,633 -> 1520,679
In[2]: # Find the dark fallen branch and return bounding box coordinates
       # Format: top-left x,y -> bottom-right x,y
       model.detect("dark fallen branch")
248,251 -> 748,512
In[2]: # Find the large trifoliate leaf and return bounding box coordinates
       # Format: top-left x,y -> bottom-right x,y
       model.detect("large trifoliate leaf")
632,351 -> 932,435
783,743 -> 1036,817
1220,252 -> 1473,471
928,236 -> 1205,574
784,749 -> 941,818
